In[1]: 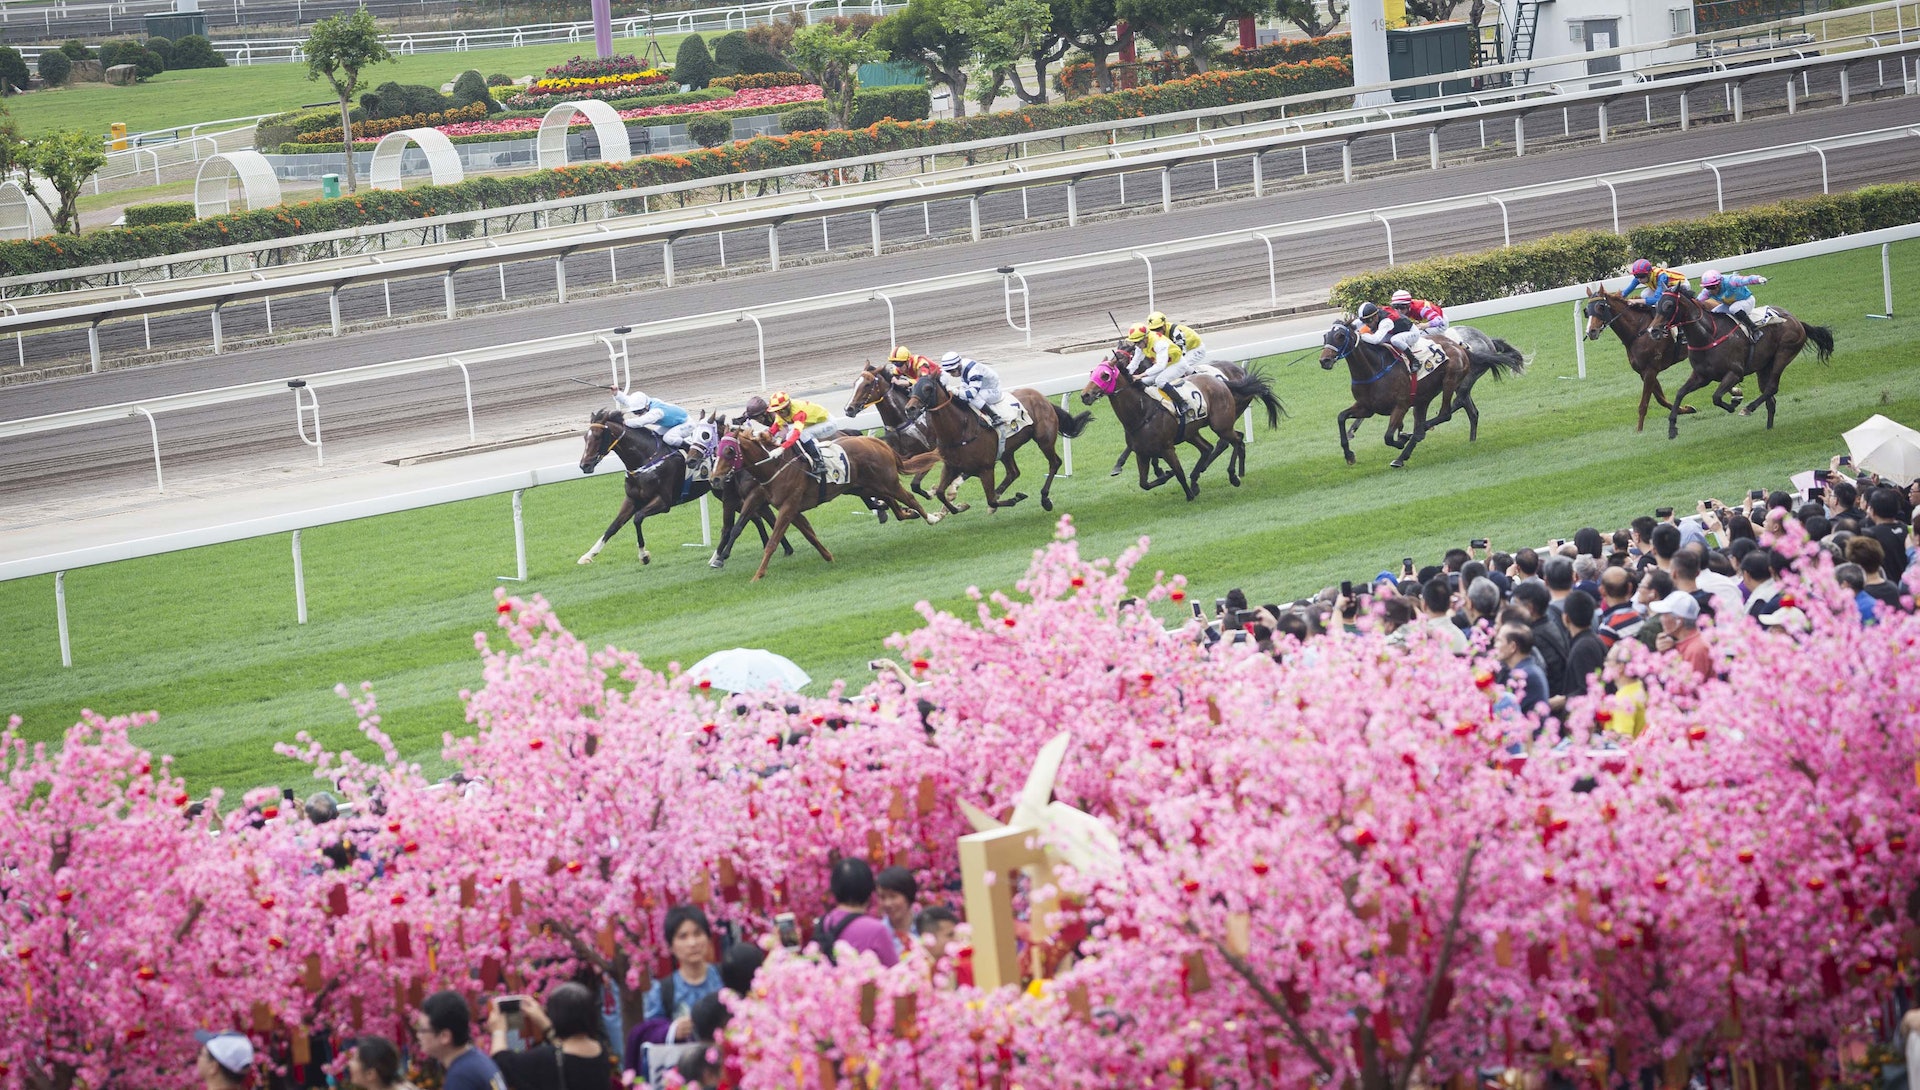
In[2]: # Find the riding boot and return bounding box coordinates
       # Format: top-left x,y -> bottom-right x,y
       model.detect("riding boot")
799,437 -> 822,474
1733,311 -> 1759,340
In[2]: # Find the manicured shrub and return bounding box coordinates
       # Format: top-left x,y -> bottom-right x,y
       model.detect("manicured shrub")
59,40 -> 94,60
96,39 -> 140,69
849,84 -> 931,127
778,105 -> 830,132
0,46 -> 29,91
485,72 -> 514,87
169,34 -> 226,69
674,33 -> 712,90
710,71 -> 809,90
685,113 -> 734,147
359,81 -> 453,120
36,48 -> 71,86
131,47 -> 165,79
123,201 -> 195,226
144,36 -> 174,67
451,69 -> 500,114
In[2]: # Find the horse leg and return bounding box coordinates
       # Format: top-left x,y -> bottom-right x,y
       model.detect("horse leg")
579,496 -> 637,564
1461,393 -> 1480,442
751,508 -> 798,581
1387,405 -> 1417,469
1337,408 -> 1359,466
1667,369 -> 1712,440
1110,444 -> 1133,478
1036,441 -> 1063,512
1161,446 -> 1196,501
787,511 -> 833,562
630,496 -> 669,565
1709,369 -> 1744,415
1635,370 -> 1658,432
930,466 -> 967,514
980,462 -> 1022,510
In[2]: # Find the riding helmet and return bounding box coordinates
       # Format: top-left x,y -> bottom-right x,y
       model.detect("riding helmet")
1700,270 -> 1723,288
1356,301 -> 1380,322
938,351 -> 964,371
768,392 -> 792,412
743,395 -> 769,417
1630,258 -> 1653,276
1145,311 -> 1169,331
1390,290 -> 1412,305
888,345 -> 913,363
1126,324 -> 1149,343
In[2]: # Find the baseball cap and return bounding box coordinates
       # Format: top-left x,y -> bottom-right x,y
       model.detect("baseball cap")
1648,590 -> 1699,622
195,1031 -> 254,1076
1757,605 -> 1808,630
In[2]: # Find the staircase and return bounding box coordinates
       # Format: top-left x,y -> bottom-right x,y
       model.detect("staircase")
1510,0 -> 1545,83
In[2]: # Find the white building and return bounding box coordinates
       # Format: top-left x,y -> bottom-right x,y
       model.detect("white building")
1496,0 -> 1699,85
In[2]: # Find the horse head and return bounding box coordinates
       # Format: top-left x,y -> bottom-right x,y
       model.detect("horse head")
1582,289 -> 1617,341
580,409 -> 621,474
1647,292 -> 1685,336
712,433 -> 745,483
1319,323 -> 1355,370
906,374 -> 946,413
846,364 -> 889,416
1081,358 -> 1123,405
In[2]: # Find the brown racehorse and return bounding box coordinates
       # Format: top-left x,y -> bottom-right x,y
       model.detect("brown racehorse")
1078,354 -> 1283,500
1319,322 -> 1525,469
1582,288 -> 1709,432
711,428 -> 942,581
907,374 -> 1093,513
1650,291 -> 1835,440
844,362 -> 953,509
1096,345 -> 1284,479
575,410 -> 789,567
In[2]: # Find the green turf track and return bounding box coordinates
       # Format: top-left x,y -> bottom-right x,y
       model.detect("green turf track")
2,242 -> 1916,793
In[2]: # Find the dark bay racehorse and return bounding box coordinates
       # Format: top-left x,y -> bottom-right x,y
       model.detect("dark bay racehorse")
1582,288 -> 1705,432
1095,349 -> 1283,479
1650,292 -> 1835,439
1079,355 -> 1283,500
845,362 -> 952,509
576,410 -> 787,567
1320,323 -> 1525,469
712,429 -> 942,581
907,375 -> 1092,513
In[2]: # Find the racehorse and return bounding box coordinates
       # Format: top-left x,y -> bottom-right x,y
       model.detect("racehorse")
1078,356 -> 1283,500
711,428 -> 942,581
1650,291 -> 1835,439
1319,323 -> 1526,469
1581,288 -> 1702,432
844,362 -> 954,509
1091,349 -> 1286,479
575,410 -> 788,567
907,374 -> 1093,513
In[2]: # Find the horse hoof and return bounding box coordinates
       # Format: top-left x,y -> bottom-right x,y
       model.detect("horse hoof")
577,554 -> 595,565
1680,406 -> 1698,415
1738,406 -> 1753,417
1041,497 -> 1054,512
640,551 -> 651,565
1390,459 -> 1407,469
1108,466 -> 1124,478
926,512 -> 943,525
1345,453 -> 1357,466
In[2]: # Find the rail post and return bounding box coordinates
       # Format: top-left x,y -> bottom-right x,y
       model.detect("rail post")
211,302 -> 225,354
292,530 -> 308,625
871,209 -> 882,256
740,312 -> 768,389
134,406 -> 164,493
55,571 -> 71,668
498,490 -> 529,581
87,319 -> 102,373
1132,252 -> 1156,312
1869,242 -> 1896,318
1059,392 -> 1074,476
1574,299 -> 1587,379
329,286 -> 343,336
998,266 -> 1032,345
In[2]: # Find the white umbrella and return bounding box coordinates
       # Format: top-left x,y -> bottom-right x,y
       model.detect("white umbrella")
686,648 -> 811,693
1843,415 -> 1920,480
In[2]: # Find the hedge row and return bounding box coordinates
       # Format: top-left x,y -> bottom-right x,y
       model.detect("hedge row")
710,71 -> 809,90
1328,183 -> 1920,310
123,201 -> 196,226
1057,35 -> 1350,97
3,57 -> 1349,276
294,102 -> 490,144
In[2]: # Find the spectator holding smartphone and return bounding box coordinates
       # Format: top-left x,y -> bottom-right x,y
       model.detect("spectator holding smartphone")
487,984 -> 614,1090
1865,487 -> 1910,584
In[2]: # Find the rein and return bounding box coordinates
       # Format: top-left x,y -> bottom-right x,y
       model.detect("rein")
1665,295 -> 1736,351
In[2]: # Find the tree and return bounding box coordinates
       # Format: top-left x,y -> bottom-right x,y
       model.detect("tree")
1118,0 -> 1257,72
870,0 -> 978,117
304,8 -> 393,194
0,45 -> 27,92
0,100 -> 20,180
1061,0 -> 1126,93
19,130 -> 106,236
949,0 -> 1064,108
675,33 -> 713,89
35,48 -> 70,87
169,34 -> 227,70
1271,0 -> 1345,36
787,21 -> 883,130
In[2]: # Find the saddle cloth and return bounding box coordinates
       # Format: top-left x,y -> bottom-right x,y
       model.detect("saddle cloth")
816,441 -> 852,486
1753,305 -> 1785,327
985,391 -> 1032,443
1157,379 -> 1208,417
1411,339 -> 1448,378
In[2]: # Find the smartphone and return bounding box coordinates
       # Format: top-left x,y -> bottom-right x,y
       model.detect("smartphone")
1470,539 -> 1488,549
495,995 -> 527,1049
1190,601 -> 1204,620
1749,489 -> 1764,500
1214,598 -> 1227,614
775,912 -> 800,949
1340,580 -> 1354,597
1655,507 -> 1674,519
496,996 -> 524,1015
1555,539 -> 1566,547
1839,455 -> 1852,466
1402,558 -> 1414,575
282,787 -> 296,803
1808,485 -> 1825,499
1813,469 -> 1830,483
1118,597 -> 1138,610
1234,609 -> 1261,628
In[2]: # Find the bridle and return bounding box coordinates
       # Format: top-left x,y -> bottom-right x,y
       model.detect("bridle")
1586,297 -> 1623,333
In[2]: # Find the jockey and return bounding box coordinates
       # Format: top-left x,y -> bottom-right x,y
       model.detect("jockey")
769,391 -> 837,468
887,344 -> 939,383
1389,290 -> 1448,335
1144,311 -> 1209,367
1124,323 -> 1193,413
611,387 -> 688,433
1620,258 -> 1693,309
1355,301 -> 1427,377
660,416 -> 718,462
938,352 -> 1008,427
1698,270 -> 1768,340
741,395 -> 774,429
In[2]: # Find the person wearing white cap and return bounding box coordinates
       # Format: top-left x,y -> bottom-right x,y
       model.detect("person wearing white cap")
1648,590 -> 1713,679
194,1030 -> 253,1090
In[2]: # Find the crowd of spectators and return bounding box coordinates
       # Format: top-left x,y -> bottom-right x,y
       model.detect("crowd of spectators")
1195,462 -> 1917,721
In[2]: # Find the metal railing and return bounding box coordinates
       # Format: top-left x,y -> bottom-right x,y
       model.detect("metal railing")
4,41 -> 1917,371
1,220 -> 1910,666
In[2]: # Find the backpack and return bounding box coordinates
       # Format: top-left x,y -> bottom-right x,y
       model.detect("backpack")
814,911 -> 863,968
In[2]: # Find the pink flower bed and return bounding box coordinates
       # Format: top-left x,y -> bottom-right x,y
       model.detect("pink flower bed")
433,85 -> 824,139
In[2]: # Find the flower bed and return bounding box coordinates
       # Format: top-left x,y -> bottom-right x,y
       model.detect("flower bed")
294,102 -> 490,145
434,84 -> 821,140
503,68 -> 672,108
542,52 -> 657,80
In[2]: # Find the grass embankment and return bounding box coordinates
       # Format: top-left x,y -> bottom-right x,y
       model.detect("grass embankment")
7,32 -> 697,138
1,244 -> 1914,793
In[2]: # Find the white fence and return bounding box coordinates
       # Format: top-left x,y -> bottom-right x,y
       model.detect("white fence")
7,43 -> 1918,373
2,222 -> 1910,666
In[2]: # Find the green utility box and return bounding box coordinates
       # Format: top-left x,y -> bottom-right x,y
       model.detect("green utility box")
145,11 -> 209,40
1387,21 -> 1477,101
321,174 -> 341,199
855,60 -> 924,87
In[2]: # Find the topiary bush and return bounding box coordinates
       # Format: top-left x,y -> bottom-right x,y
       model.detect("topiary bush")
485,73 -> 514,87
685,113 -> 734,148
131,47 -> 165,79
123,201 -> 196,226
0,46 -> 28,92
60,40 -> 95,61
360,81 -> 453,120
778,105 -> 830,132
710,30 -> 750,77
169,34 -> 226,69
96,39 -> 140,69
450,69 -> 500,114
849,85 -> 931,127
144,36 -> 173,67
36,48 -> 71,87
674,34 -> 712,90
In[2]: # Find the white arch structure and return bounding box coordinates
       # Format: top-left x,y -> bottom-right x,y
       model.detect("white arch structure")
0,178 -> 54,241
193,151 -> 283,218
536,100 -> 633,169
368,128 -> 465,191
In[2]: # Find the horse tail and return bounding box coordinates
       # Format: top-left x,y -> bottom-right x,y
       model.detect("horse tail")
1053,403 -> 1095,438
1804,323 -> 1836,364
1468,348 -> 1526,381
899,450 -> 942,475
1224,366 -> 1287,426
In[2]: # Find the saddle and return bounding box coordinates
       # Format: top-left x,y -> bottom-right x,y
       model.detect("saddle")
1752,305 -> 1785,327
806,441 -> 852,486
1151,380 -> 1208,420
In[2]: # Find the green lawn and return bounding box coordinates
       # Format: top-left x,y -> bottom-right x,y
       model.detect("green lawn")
2,243 -> 1915,795
8,31 -> 698,138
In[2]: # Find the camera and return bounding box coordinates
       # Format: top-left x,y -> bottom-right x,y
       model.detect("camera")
1749,489 -> 1764,500
1340,580 -> 1354,597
